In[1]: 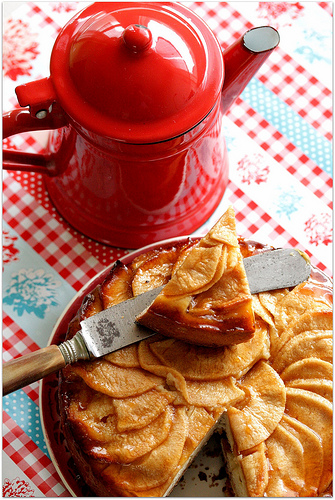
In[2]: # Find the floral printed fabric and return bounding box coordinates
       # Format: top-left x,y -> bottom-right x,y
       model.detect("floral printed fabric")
3,18 -> 39,81
3,477 -> 35,498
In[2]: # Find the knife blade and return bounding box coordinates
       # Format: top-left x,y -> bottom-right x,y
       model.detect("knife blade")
2,248 -> 311,395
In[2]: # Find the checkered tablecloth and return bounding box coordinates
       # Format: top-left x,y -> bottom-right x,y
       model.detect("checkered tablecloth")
2,1 -> 332,497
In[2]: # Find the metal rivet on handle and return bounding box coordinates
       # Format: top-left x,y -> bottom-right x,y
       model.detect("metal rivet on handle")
35,110 -> 48,119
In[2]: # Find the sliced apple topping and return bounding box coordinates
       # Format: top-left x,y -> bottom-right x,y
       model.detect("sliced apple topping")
255,289 -> 290,354
103,407 -> 173,464
285,388 -> 333,493
131,245 -> 184,296
80,288 -> 103,319
67,389 -> 114,425
166,244 -> 225,297
286,379 -> 332,402
112,388 -> 174,432
101,407 -> 188,492
258,289 -> 290,318
251,294 -> 275,328
69,399 -> 173,463
104,343 -> 140,368
281,358 -> 333,383
265,423 -> 305,496
148,322 -> 269,382
270,282 -> 330,336
59,224 -> 332,498
71,359 -> 164,398
137,337 -> 188,398
100,261 -> 133,308
227,361 -> 286,451
184,406 -> 216,449
185,377 -> 244,408
272,331 -> 332,374
280,413 -> 323,497
137,337 -> 245,409
170,240 -> 198,275
272,309 -> 333,357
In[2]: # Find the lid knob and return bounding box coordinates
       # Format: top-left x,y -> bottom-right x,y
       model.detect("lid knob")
123,24 -> 152,53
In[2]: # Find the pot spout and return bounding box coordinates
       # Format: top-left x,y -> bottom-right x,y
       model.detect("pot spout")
221,26 -> 280,115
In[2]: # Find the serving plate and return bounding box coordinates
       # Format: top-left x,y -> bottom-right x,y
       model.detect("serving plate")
39,236 -> 229,497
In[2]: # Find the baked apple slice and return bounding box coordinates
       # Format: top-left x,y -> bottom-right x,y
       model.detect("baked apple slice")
280,358 -> 332,383
225,360 -> 286,452
285,388 -> 333,493
280,413 -> 323,497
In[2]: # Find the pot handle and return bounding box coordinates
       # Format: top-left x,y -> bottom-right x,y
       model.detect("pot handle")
3,77 -> 68,176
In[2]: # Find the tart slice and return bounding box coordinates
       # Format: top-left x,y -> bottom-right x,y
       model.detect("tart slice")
137,206 -> 255,346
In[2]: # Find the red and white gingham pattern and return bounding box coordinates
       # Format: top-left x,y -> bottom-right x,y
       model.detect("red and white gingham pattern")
3,314 -> 40,361
2,2 -> 332,496
3,174 -> 121,290
258,48 -> 332,140
190,1 -> 254,46
227,181 -> 329,273
3,413 -> 68,497
5,168 -> 129,267
26,2 -> 62,36
226,98 -> 333,207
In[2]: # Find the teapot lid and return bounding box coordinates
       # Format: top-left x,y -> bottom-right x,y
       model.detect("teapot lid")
50,2 -> 224,143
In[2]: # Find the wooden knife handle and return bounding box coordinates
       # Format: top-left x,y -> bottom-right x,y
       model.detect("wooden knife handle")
3,345 -> 66,396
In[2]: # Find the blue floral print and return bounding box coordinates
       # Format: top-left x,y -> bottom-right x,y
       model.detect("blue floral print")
275,187 -> 303,219
3,268 -> 61,319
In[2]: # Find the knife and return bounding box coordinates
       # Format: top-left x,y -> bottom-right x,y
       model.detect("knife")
3,248 -> 311,396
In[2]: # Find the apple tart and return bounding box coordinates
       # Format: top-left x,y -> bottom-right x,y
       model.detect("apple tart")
58,210 -> 332,497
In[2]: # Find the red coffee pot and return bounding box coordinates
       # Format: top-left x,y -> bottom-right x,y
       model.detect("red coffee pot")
3,2 -> 279,248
